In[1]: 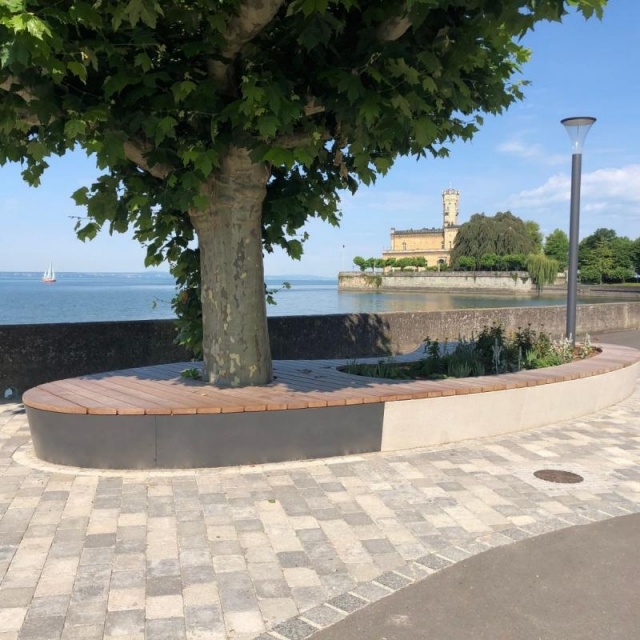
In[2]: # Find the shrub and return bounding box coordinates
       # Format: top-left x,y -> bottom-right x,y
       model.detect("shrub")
341,324 -> 594,380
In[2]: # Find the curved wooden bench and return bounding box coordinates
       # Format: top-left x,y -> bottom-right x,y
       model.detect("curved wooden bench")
23,344 -> 640,469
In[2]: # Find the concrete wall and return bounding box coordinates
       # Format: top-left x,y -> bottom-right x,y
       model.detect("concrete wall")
339,271 -> 540,292
3,302 -> 640,394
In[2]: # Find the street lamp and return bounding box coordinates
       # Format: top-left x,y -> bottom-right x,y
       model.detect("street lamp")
561,116 -> 596,345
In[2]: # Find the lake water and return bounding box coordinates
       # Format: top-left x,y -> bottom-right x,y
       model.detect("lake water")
0,271 -> 622,325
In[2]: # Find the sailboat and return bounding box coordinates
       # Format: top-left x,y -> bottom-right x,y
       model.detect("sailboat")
42,263 -> 56,283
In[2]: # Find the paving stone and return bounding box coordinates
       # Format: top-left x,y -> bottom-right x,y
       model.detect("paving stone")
326,592 -> 367,613
145,576 -> 182,597
145,617 -> 186,640
271,617 -> 317,640
276,551 -> 309,568
373,571 -> 412,591
104,609 -> 145,636
2,386 -> 640,639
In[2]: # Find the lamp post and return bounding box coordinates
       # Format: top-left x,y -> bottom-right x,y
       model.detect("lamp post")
561,116 -> 596,345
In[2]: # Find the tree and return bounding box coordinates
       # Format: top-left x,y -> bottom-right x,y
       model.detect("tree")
0,1 -> 605,387
544,229 -> 569,270
580,239 -> 613,285
451,211 -> 537,267
457,256 -> 476,271
524,220 -> 543,254
353,256 -> 367,272
579,229 -> 634,284
526,253 -> 559,295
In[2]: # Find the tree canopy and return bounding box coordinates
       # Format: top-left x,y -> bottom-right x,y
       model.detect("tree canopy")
0,0 -> 606,386
544,228 -> 569,270
578,228 -> 635,284
524,220 -> 543,254
450,211 -> 538,268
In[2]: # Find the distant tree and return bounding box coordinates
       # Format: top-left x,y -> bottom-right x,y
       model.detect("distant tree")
457,256 -> 476,271
544,229 -> 569,270
579,240 -> 613,285
579,266 -> 601,285
353,256 -> 367,272
603,266 -> 634,284
579,229 -> 634,284
610,236 -> 635,270
479,253 -> 499,271
526,254 -> 559,295
632,238 -> 640,274
504,254 -> 527,270
451,211 -> 537,267
524,221 -> 544,254
580,228 -> 618,250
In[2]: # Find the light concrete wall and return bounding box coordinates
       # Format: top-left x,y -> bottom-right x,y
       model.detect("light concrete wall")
339,271 -> 534,291
380,361 -> 640,452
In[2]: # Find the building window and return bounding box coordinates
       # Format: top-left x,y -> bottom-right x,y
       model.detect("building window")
402,242 -> 406,250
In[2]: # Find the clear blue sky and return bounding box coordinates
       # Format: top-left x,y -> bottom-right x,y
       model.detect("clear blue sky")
1,2 -> 639,277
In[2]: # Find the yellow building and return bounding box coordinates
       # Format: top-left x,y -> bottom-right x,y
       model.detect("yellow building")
382,188 -> 460,267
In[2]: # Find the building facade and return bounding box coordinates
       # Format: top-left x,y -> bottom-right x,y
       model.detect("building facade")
382,188 -> 460,267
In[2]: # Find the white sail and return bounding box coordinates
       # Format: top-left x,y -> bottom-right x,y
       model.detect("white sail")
42,263 -> 56,283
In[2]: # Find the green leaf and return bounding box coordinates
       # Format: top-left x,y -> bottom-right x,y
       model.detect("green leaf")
26,139 -> 47,161
2,1 -> 25,12
257,115 -> 279,138
191,194 -> 209,211
64,119 -> 87,138
171,80 -> 196,104
67,61 -> 87,82
262,147 -> 294,167
134,52 -> 152,72
71,187 -> 89,205
76,222 -> 100,242
391,95 -> 412,118
155,116 -> 177,144
413,118 -> 437,147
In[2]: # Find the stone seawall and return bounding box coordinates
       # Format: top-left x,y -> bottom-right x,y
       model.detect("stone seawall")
3,302 -> 640,395
338,270 -> 566,292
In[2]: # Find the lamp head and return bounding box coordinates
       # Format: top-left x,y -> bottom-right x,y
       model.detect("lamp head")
561,116 -> 596,154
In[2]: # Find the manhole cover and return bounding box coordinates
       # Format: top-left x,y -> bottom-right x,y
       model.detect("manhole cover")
534,469 -> 584,484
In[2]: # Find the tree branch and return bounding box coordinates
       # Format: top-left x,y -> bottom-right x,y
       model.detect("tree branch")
209,0 -> 286,91
0,76 -> 41,125
0,75 -> 36,103
123,140 -> 173,180
377,9 -> 412,42
274,129 -> 331,149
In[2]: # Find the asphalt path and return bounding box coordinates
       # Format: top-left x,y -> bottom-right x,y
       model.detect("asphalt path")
313,330 -> 640,640
312,513 -> 640,640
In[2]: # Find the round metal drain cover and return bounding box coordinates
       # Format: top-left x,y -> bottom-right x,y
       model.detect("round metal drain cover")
534,469 -> 584,484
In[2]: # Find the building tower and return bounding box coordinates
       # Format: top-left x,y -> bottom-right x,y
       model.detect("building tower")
442,188 -> 459,228
442,188 -> 460,252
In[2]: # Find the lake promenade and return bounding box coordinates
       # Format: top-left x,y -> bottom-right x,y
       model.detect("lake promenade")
0,331 -> 638,639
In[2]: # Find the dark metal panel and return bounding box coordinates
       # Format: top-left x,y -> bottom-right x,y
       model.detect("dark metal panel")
155,404 -> 385,469
27,407 -> 157,469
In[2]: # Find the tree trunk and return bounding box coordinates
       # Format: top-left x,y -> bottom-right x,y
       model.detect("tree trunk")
190,147 -> 272,387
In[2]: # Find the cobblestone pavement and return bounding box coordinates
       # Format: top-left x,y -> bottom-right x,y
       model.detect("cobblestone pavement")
1,384 -> 640,640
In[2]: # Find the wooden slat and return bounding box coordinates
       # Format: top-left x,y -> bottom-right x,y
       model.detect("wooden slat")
20,344 -> 639,418
22,388 -> 88,414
